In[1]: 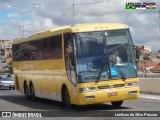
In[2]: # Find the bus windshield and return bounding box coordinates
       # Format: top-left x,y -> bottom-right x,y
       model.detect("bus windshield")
74,29 -> 137,83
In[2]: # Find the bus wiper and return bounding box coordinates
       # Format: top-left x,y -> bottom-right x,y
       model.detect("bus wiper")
96,32 -> 109,83
111,62 -> 126,80
96,63 -> 106,83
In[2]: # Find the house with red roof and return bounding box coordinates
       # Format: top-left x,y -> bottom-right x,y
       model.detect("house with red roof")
137,60 -> 157,73
150,64 -> 160,73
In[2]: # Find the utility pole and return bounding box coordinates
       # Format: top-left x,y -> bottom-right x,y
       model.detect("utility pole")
21,8 -> 24,37
17,25 -> 22,37
6,5 -> 39,38
73,0 -> 75,25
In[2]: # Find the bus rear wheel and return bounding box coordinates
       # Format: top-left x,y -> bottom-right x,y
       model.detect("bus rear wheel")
63,87 -> 72,108
24,82 -> 30,99
29,83 -> 36,100
111,101 -> 123,107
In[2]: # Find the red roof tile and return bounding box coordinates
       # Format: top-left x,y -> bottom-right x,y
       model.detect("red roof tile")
150,64 -> 160,71
138,60 -> 157,68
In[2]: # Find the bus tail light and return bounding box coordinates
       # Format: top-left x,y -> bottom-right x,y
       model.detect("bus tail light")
79,87 -> 97,93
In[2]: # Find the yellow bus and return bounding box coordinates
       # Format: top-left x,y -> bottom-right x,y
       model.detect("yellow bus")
12,23 -> 139,108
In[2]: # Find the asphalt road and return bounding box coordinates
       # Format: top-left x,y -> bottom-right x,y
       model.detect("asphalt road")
0,89 -> 160,120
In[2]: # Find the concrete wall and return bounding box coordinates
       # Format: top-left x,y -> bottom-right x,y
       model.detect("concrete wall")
138,73 -> 160,78
139,78 -> 160,95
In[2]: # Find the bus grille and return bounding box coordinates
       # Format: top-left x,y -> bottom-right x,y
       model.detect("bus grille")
97,85 -> 111,89
113,84 -> 125,88
98,84 -> 125,89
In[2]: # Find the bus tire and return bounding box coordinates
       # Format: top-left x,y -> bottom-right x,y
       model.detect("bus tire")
29,82 -> 36,100
24,82 -> 30,99
63,87 -> 72,108
111,101 -> 123,107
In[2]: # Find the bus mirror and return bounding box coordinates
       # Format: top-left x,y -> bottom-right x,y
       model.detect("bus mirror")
135,47 -> 141,60
70,53 -> 75,66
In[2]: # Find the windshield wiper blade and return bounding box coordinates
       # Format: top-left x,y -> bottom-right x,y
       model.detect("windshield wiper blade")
96,63 -> 106,83
111,62 -> 126,80
96,31 -> 111,83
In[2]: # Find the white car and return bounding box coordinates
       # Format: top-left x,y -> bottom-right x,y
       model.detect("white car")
0,78 -> 15,90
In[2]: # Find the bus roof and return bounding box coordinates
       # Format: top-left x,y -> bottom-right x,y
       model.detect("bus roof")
13,23 -> 128,44
69,23 -> 128,33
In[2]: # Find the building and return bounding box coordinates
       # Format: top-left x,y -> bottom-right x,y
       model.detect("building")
136,44 -> 151,53
150,64 -> 160,73
137,60 -> 157,73
0,40 -> 12,72
144,44 -> 151,53
150,51 -> 160,63
136,45 -> 150,61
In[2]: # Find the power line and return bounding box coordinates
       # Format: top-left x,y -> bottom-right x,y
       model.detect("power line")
75,0 -> 109,5
52,0 -> 110,25
54,0 -> 109,23
39,5 -> 73,31
54,5 -> 73,24
54,0 -> 109,24
39,0 -> 110,31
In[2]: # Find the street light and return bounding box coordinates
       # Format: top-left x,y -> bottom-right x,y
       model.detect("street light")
6,5 -> 24,37
6,5 -> 39,38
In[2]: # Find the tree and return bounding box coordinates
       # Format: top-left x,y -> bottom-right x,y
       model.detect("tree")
143,53 -> 150,60
4,61 -> 13,74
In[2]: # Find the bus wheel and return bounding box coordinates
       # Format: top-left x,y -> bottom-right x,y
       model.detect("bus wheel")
24,82 -> 30,99
64,88 -> 72,108
111,101 -> 123,107
29,83 -> 36,100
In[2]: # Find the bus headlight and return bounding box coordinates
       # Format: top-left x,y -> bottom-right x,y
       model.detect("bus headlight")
126,82 -> 139,87
79,87 -> 97,92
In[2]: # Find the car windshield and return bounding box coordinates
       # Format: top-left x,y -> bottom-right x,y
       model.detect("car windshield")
74,29 -> 137,83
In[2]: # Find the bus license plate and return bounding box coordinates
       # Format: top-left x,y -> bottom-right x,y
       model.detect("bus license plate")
108,92 -> 118,97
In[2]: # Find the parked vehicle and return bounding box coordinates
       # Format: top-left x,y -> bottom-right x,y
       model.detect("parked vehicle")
0,78 -> 15,90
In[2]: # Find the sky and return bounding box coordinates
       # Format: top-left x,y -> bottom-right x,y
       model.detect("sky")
0,0 -> 159,51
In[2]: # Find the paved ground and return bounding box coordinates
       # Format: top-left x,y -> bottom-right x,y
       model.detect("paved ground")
0,89 -> 160,120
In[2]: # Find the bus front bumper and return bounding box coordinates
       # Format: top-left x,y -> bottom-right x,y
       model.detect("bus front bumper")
76,87 -> 139,105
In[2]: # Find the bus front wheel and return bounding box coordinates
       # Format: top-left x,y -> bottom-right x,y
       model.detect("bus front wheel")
111,101 -> 123,107
63,87 -> 72,108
